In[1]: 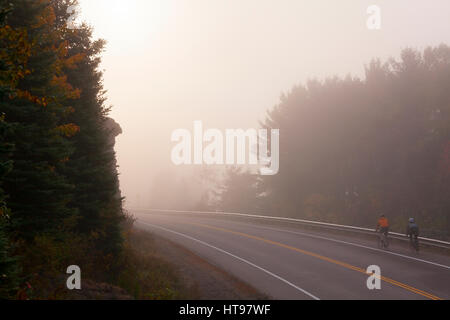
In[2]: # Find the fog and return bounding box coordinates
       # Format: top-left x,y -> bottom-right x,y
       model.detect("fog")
77,0 -> 450,210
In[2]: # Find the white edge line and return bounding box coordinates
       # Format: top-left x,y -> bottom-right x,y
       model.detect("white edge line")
139,221 -> 321,301
135,209 -> 450,270
249,224 -> 450,271
131,208 -> 450,247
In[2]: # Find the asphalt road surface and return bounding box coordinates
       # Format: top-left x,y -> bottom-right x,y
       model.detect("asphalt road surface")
134,210 -> 450,300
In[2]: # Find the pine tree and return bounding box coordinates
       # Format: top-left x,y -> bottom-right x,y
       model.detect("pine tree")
0,118 -> 19,299
50,0 -> 124,255
63,25 -> 124,256
0,0 -> 20,299
1,0 -> 79,241
0,0 -> 125,297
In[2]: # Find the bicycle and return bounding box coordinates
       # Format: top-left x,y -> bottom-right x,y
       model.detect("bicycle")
378,231 -> 389,249
409,234 -> 419,253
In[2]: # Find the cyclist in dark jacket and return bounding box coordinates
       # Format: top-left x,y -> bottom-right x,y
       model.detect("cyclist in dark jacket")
406,218 -> 419,240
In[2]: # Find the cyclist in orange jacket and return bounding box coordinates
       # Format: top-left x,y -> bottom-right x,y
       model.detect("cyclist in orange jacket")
376,214 -> 390,237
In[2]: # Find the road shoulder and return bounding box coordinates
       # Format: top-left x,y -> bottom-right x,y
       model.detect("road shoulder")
145,228 -> 269,300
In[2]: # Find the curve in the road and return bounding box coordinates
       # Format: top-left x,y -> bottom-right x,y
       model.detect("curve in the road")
183,221 -> 442,300
136,213 -> 449,300
140,221 -> 320,300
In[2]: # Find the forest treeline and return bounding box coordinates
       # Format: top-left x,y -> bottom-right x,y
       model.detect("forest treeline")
0,0 -> 124,298
212,46 -> 450,240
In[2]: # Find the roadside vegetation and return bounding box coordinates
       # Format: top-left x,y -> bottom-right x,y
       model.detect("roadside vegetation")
0,1 -> 196,299
203,45 -> 450,240
1,0 -> 123,299
114,216 -> 195,300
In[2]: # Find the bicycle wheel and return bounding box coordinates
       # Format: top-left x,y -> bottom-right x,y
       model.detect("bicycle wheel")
409,238 -> 415,252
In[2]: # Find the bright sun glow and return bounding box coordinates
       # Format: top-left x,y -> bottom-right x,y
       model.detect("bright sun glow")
78,0 -> 172,47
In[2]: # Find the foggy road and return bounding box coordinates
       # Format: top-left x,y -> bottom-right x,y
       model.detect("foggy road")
135,210 -> 450,300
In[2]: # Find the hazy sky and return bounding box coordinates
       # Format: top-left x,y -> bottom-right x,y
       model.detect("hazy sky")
76,0 -> 450,208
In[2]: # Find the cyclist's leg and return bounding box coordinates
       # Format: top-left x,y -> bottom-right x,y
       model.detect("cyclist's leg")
378,231 -> 384,248
384,228 -> 389,247
409,234 -> 415,251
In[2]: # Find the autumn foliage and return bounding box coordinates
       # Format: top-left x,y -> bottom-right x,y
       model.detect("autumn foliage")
0,0 -> 124,299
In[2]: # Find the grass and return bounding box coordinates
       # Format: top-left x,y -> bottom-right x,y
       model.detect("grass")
115,226 -> 196,300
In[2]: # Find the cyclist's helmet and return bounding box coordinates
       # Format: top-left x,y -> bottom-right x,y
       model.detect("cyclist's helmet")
409,218 -> 415,223
380,214 -> 385,218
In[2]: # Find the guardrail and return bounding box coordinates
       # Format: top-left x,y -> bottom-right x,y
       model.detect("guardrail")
131,208 -> 450,251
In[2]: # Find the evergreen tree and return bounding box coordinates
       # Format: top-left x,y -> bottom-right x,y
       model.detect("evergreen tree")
218,167 -> 260,213
0,0 -> 20,299
1,0 -> 79,241
60,16 -> 124,256
0,0 -> 125,297
215,46 -> 450,238
257,46 -> 450,236
0,117 -> 19,299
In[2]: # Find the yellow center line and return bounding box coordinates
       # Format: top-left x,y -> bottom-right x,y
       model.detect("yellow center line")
185,222 -> 442,300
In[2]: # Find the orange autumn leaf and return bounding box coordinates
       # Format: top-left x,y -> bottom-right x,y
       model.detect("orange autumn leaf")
64,53 -> 86,70
56,123 -> 80,137
51,75 -> 81,99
